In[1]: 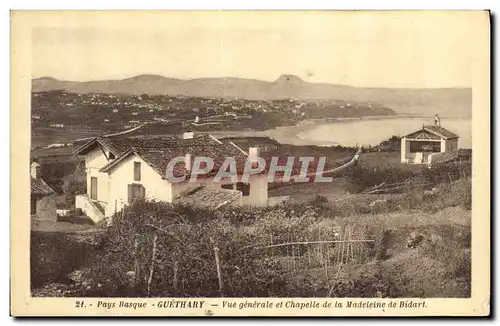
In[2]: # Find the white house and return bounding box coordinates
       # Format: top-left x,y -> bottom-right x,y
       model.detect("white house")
72,133 -> 270,223
400,124 -> 459,164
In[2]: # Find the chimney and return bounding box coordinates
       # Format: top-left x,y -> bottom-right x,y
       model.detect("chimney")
248,147 -> 260,168
185,153 -> 192,171
183,131 -> 194,140
249,147 -> 260,158
30,161 -> 41,179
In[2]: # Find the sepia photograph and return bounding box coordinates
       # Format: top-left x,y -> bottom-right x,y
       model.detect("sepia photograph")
10,10 -> 490,316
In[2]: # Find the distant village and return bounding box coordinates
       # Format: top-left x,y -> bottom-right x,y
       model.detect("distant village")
31,90 -> 395,150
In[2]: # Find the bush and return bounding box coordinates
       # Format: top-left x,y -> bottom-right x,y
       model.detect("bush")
32,190 -> 471,298
76,200 -> 295,297
31,231 -> 97,288
375,135 -> 401,152
423,162 -> 471,186
40,162 -> 80,194
420,178 -> 472,211
62,179 -> 87,206
346,165 -> 416,193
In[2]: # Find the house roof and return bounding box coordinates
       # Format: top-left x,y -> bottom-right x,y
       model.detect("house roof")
99,138 -> 250,179
83,132 -> 355,183
429,149 -> 472,166
423,125 -> 459,139
173,186 -> 242,209
429,151 -> 459,165
99,140 -> 354,182
73,134 -> 223,157
31,177 -> 55,197
403,125 -> 459,140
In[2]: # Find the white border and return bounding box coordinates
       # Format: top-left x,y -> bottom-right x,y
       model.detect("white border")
4,1 -> 497,325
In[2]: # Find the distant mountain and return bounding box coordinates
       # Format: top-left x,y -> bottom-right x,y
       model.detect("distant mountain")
32,74 -> 472,118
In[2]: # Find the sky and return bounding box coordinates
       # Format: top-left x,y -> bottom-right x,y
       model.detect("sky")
30,11 -> 479,88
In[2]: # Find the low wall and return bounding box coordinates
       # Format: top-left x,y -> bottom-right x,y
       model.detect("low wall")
75,194 -> 105,224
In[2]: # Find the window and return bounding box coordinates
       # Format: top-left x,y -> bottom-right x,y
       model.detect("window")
409,141 -> 441,153
90,177 -> 98,200
236,182 -> 250,197
109,152 -> 115,160
134,162 -> 141,181
128,184 -> 145,203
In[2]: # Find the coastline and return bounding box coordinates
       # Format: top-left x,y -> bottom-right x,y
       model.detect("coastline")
209,115 -> 409,146
209,114 -> 471,147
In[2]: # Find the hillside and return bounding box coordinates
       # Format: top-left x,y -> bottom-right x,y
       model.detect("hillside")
32,75 -> 472,118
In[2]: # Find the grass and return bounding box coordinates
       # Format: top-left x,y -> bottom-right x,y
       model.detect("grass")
31,219 -> 96,233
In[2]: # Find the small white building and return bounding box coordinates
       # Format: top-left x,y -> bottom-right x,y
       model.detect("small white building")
400,125 -> 459,164
49,123 -> 65,128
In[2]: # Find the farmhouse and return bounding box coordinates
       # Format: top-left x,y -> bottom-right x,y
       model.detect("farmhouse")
30,161 -> 56,221
72,133 -> 269,223
400,124 -> 459,164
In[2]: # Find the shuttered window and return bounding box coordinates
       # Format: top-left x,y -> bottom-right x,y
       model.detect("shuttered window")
134,162 -> 141,181
128,184 -> 145,203
90,177 -> 98,200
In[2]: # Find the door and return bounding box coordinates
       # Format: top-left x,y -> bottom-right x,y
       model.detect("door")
90,177 -> 98,200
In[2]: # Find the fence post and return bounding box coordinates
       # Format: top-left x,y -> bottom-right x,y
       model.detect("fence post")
213,246 -> 224,296
133,236 -> 140,287
270,234 -> 273,258
147,234 -> 158,295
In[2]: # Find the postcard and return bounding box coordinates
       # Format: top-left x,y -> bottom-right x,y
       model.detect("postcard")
10,10 -> 490,317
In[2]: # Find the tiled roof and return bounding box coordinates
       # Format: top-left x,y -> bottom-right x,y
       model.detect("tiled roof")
429,149 -> 472,166
423,125 -> 459,139
402,125 -> 459,140
458,148 -> 472,157
99,138 -> 250,178
74,134 -> 223,157
95,134 -> 348,182
174,186 -> 242,209
429,151 -> 458,165
31,177 -> 54,196
100,143 -> 345,183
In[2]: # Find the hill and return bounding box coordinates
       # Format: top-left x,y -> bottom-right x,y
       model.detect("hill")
32,74 -> 472,118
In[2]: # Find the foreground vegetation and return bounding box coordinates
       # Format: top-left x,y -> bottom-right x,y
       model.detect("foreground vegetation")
32,171 -> 471,298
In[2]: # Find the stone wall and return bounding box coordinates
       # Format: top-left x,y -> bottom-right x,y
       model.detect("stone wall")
36,195 -> 57,221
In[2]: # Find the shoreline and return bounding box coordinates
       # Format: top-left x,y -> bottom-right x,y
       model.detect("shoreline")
209,115 -> 412,147
209,115 -> 471,147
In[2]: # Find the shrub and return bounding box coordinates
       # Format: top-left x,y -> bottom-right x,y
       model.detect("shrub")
423,162 -> 471,186
32,191 -> 471,298
420,178 -> 472,211
62,179 -> 87,206
375,135 -> 401,152
40,162 -> 80,194
30,231 -> 97,288
346,165 -> 416,193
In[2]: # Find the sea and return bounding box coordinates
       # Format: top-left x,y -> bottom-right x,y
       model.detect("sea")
294,117 -> 472,149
